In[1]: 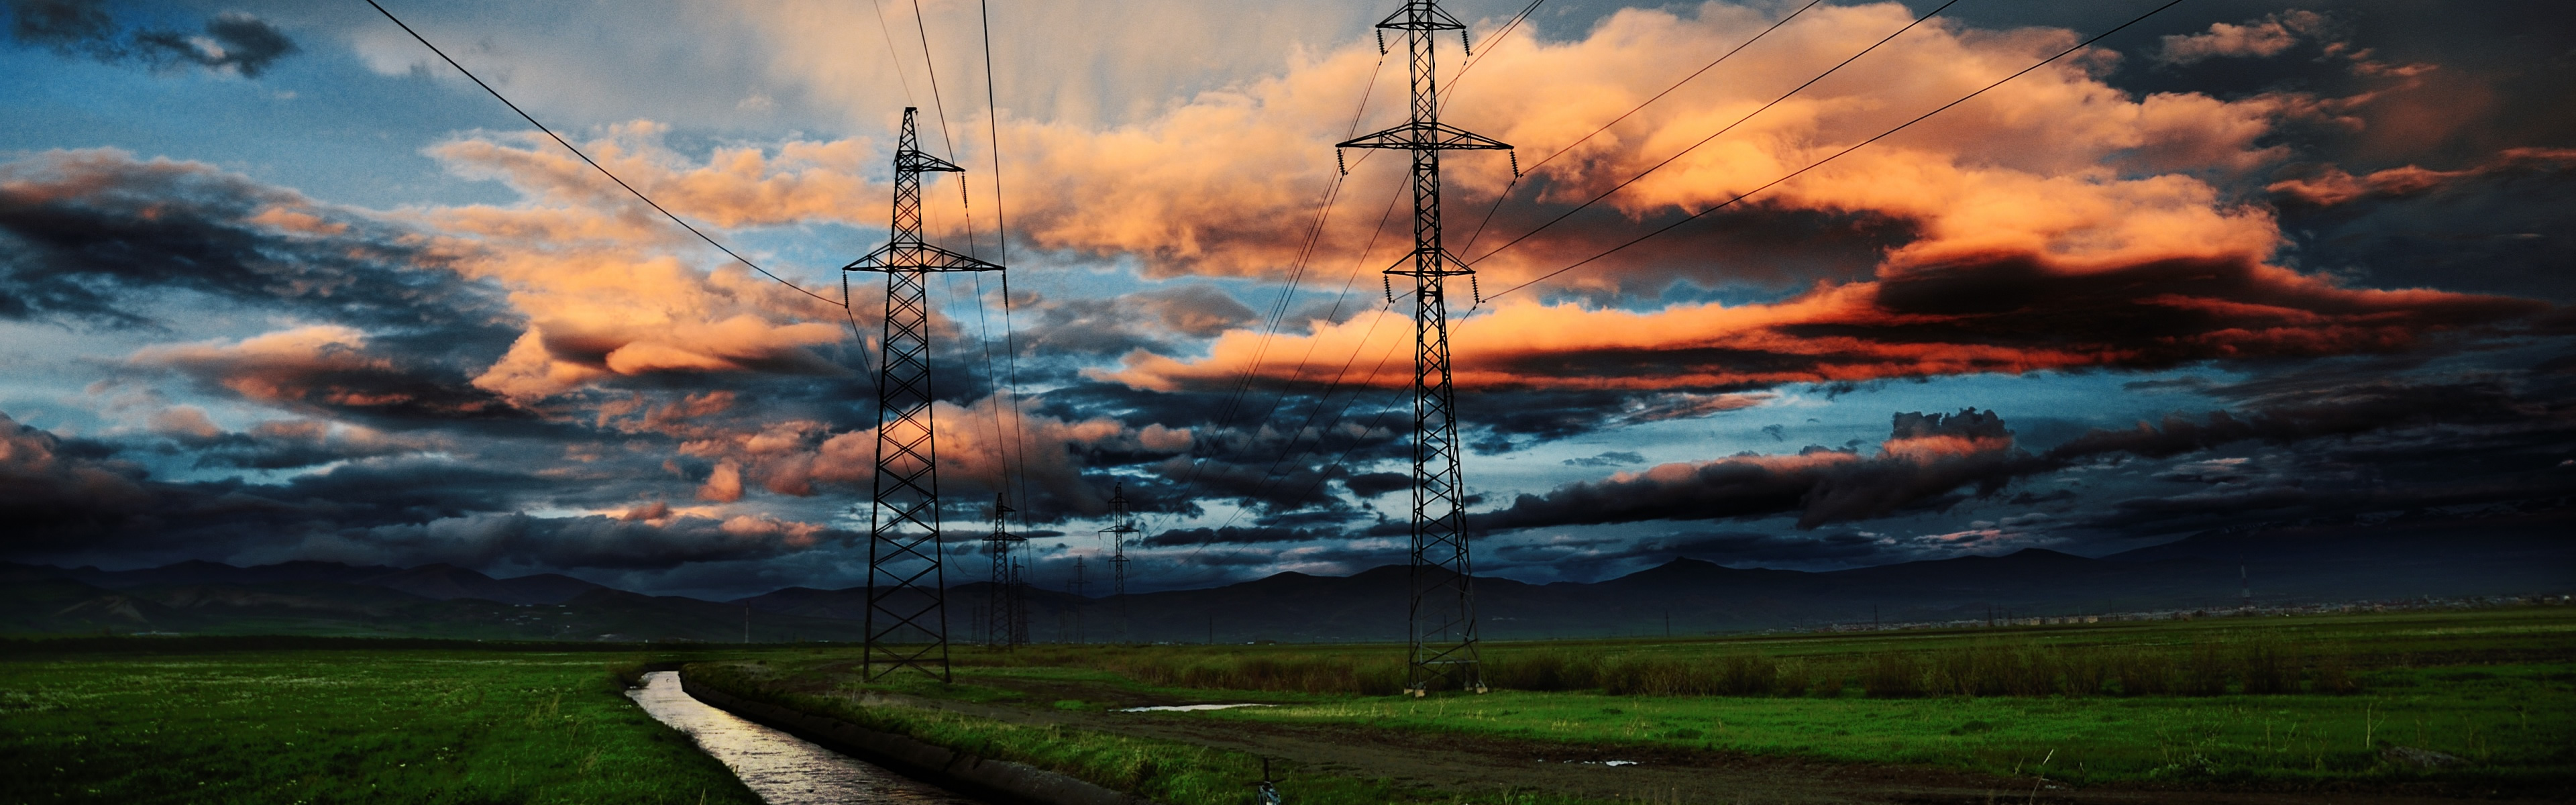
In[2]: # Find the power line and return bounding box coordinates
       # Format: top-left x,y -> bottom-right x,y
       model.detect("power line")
1150,0 -> 1553,545
980,0 -> 1036,533
1457,0 -> 1824,256
1484,0 -> 2190,301
1143,52 -> 1391,537
1179,0 -> 1892,537
1464,0 -> 1960,268
908,0 -> 962,160
360,0 -> 844,309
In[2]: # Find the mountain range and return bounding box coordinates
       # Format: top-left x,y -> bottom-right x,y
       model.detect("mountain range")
7,507 -> 2568,643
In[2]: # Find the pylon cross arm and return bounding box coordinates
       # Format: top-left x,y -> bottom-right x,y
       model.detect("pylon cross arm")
1337,121 -> 1511,152
842,244 -> 1004,273
1376,1 -> 1464,30
896,148 -> 966,174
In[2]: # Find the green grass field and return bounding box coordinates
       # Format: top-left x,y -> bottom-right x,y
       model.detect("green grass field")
3,606 -> 2566,804
690,604 -> 2575,803
0,642 -> 762,804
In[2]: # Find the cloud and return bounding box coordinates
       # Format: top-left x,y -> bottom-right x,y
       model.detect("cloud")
0,409 -> 156,539
146,406 -> 438,470
2268,147 -> 2576,207
256,511 -> 843,572
129,325 -> 521,421
412,129 -> 887,400
1475,375 -> 2571,535
1,409 -> 848,571
0,149 -> 511,333
1563,451 -> 1644,468
2155,10 -> 2333,66
1479,408 -> 2028,532
1110,254 -> 2548,394
6,1 -> 297,76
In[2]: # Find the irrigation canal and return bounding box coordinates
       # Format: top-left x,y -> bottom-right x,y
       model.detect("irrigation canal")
627,671 -> 982,804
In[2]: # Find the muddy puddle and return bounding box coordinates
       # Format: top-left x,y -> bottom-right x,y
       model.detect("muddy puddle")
627,671 -> 981,805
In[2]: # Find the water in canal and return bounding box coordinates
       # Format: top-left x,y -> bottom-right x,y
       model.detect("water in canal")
627,671 -> 980,805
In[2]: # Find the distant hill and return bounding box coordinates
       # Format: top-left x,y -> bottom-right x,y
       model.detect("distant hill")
5,507 -> 2566,643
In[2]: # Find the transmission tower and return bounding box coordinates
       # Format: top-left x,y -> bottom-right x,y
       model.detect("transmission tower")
983,494 -> 1027,649
846,107 -> 1005,682
1101,482 -> 1139,643
1337,0 -> 1510,696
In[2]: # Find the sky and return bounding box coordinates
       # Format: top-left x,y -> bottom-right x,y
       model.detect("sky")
3,0 -> 2571,600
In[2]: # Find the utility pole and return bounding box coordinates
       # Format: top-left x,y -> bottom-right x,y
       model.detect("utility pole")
1102,483 -> 1138,644
983,494 -> 1026,649
847,107 -> 1005,683
1337,0 -> 1512,697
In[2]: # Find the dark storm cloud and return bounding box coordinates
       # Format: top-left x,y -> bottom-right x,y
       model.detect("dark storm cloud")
1,410 -> 849,570
1477,409 -> 2029,533
290,512 -> 852,571
1018,284 -> 1258,359
1475,372 -> 2576,536
1490,529 -> 1888,570
0,149 -> 516,335
1562,451 -> 1644,468
6,1 -> 297,76
2040,378 -> 2537,462
1339,471 -> 1409,498
2271,148 -> 2576,301
1140,525 -> 1330,547
148,413 -> 428,470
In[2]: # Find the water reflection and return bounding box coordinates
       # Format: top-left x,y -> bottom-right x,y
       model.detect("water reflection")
627,671 -> 981,805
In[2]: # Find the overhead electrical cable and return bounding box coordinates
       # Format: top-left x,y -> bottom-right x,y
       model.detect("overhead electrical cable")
1191,0 -> 1948,547
360,0 -> 844,309
1142,52 -> 1391,539
1150,1 -> 1554,562
1456,0 -> 1824,256
1463,0 -> 1960,269
1436,0 -> 1544,112
980,0 -> 1036,527
1483,0 -> 2189,301
895,0 -> 1017,522
867,0 -> 920,105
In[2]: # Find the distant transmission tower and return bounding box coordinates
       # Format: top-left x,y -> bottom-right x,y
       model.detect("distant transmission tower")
1336,0 -> 1511,696
848,107 -> 1006,682
983,494 -> 1027,649
1102,483 -> 1139,643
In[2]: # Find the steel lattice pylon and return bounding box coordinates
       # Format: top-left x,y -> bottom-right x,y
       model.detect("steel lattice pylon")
845,107 -> 1004,682
983,495 -> 1027,649
1337,0 -> 1509,696
1100,483 -> 1138,644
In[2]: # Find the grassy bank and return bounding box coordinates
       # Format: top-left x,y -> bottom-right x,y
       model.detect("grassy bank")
747,606 -> 2571,798
969,606 -> 2573,698
0,646 -> 761,804
1210,661 -> 2572,789
685,660 -> 1597,805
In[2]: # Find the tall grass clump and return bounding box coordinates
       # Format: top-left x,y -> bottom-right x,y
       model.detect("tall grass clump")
1102,652 -> 1405,696
2311,645 -> 2362,694
1485,648 -> 1601,691
1862,652 -> 1925,698
2182,641 -> 2232,696
2237,636 -> 2296,694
